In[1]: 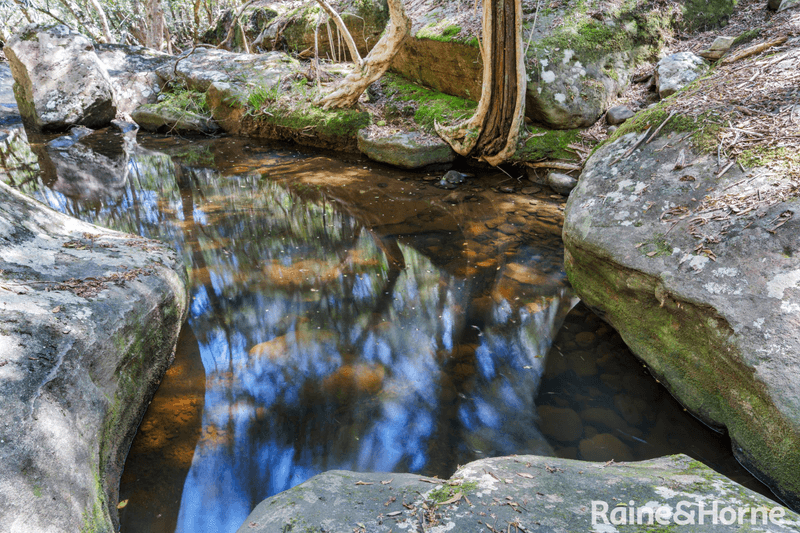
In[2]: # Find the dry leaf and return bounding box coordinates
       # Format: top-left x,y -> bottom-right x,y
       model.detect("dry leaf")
386,510 -> 403,517
117,499 -> 129,509
517,472 -> 535,479
381,478 -> 393,485
355,481 -> 373,486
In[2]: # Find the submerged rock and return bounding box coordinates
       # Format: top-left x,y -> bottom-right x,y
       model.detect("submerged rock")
238,454 -> 798,532
0,181 -> 188,532
5,24 -> 117,132
563,129 -> 800,509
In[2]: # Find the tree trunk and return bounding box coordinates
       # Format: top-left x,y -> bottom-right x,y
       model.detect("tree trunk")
316,0 -> 410,110
88,0 -> 116,43
436,0 -> 526,166
145,0 -> 165,50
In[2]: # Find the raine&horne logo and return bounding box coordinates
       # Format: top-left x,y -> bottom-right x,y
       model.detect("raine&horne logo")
591,499 -> 788,528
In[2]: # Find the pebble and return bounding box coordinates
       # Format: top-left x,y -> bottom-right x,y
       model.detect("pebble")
498,185 -> 516,193
574,331 -> 597,348
538,405 -> 583,443
521,186 -> 542,195
579,433 -> 634,461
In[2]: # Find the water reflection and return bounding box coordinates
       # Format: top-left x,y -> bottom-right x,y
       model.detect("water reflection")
0,126 -> 775,533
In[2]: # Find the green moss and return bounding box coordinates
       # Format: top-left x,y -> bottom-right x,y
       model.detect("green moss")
738,146 -> 799,170
427,480 -> 479,504
417,21 -> 466,43
732,28 -> 761,47
528,0 -> 677,66
382,73 -> 476,133
601,96 -> 722,155
510,125 -> 582,162
638,233 -> 671,257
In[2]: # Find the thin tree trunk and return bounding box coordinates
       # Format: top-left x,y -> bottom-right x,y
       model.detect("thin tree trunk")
436,0 -> 526,166
217,0 -> 256,50
314,0 -> 362,65
88,0 -> 116,43
316,0 -> 410,110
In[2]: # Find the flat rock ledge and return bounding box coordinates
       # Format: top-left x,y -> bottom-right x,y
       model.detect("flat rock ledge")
357,128 -> 455,169
0,181 -> 188,532
563,131 -> 800,510
239,454 -> 798,532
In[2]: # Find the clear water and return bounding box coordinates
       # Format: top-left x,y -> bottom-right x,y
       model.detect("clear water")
0,125 -> 776,533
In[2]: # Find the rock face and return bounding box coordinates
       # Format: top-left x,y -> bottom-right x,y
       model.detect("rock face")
655,52 -> 708,98
526,47 -> 637,129
5,24 -> 117,132
95,44 -> 172,116
0,181 -> 188,532
563,130 -> 800,509
239,454 -> 798,532
356,128 -> 454,169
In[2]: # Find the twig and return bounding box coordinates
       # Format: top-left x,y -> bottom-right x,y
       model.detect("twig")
716,160 -> 735,178
646,111 -> 676,144
611,127 -> 651,165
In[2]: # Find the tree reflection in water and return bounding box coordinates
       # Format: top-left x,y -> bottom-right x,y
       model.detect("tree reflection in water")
0,130 -> 574,533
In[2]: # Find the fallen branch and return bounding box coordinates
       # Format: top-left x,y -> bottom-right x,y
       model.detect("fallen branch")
722,36 -> 788,64
525,161 -> 582,172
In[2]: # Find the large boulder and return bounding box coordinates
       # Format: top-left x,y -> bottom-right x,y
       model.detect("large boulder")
239,454 -> 798,532
95,44 -> 172,116
0,181 -> 188,532
5,24 -> 116,132
563,129 -> 800,509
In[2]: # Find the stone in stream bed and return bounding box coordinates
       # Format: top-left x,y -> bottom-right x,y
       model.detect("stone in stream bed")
237,454 -> 799,532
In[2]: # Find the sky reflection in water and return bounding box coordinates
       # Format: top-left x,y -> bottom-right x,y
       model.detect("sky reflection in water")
0,128 -> 772,533
2,129 -> 572,533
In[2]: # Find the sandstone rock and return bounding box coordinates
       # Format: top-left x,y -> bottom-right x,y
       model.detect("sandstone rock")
157,48 -> 298,93
5,24 -> 116,132
131,102 -> 221,135
239,454 -> 797,533
655,52 -> 708,98
526,46 -> 637,129
0,181 -> 187,532
538,405 -> 583,442
95,44 -> 172,115
698,35 -> 736,60
775,0 -> 800,10
356,129 -> 454,169
606,105 -> 635,125
547,172 -> 578,195
563,129 -> 800,509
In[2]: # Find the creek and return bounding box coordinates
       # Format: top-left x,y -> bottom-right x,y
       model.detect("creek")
0,125 -> 775,533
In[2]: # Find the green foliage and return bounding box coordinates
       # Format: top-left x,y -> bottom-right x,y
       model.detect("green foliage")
160,86 -> 210,116
681,0 -> 737,32
427,480 -> 479,504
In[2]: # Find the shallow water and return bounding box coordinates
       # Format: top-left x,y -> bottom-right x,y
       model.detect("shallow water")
0,125 -> 776,532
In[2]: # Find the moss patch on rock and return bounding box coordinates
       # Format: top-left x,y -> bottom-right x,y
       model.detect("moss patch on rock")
379,73 -> 477,133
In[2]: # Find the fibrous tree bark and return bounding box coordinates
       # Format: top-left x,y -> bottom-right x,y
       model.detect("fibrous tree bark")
315,0 -> 410,110
436,0 -> 526,166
